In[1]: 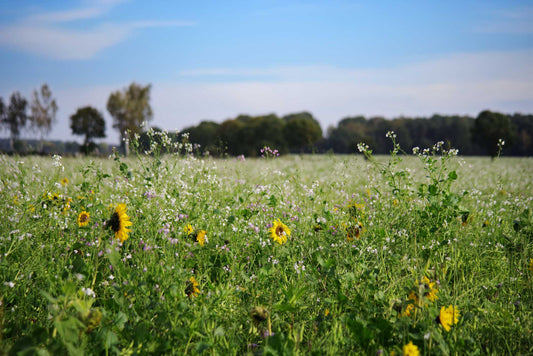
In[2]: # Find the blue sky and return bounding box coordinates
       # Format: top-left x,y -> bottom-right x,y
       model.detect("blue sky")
0,0 -> 532,143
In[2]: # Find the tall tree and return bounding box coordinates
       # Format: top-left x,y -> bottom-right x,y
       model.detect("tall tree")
107,82 -> 153,155
472,110 -> 515,158
283,112 -> 323,153
30,84 -> 58,152
70,106 -> 106,154
4,92 -> 28,152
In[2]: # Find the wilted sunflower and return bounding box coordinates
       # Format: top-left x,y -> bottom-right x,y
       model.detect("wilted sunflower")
346,220 -> 364,241
77,211 -> 91,227
107,203 -> 132,243
437,305 -> 460,332
269,220 -> 291,245
185,276 -> 200,298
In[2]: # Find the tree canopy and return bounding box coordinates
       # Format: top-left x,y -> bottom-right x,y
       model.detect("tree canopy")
107,82 -> 152,154
1,92 -> 28,152
472,110 -> 516,158
30,84 -> 57,151
70,106 -> 106,154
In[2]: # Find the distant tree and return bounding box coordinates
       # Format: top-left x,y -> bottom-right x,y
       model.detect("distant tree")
70,106 -> 106,154
107,82 -> 153,155
30,84 -> 58,152
185,121 -> 221,155
327,116 -> 372,153
508,113 -> 533,156
0,96 -> 4,138
3,92 -> 28,152
472,110 -> 516,158
218,118 -> 245,156
283,112 -> 323,153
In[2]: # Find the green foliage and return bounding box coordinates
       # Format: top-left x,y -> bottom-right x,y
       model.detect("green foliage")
472,110 -> 516,158
29,83 -> 58,151
70,106 -> 106,154
0,142 -> 532,354
3,92 -> 29,152
107,82 -> 153,154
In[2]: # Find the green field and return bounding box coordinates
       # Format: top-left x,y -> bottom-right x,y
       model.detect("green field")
1,138 -> 532,355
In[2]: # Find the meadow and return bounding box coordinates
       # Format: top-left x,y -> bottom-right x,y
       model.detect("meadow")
1,133 -> 532,355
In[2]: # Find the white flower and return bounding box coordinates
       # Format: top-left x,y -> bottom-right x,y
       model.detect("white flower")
357,143 -> 369,153
81,287 -> 96,298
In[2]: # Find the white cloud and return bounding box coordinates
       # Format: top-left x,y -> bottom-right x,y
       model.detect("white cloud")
5,50 -> 530,143
0,1 -> 193,60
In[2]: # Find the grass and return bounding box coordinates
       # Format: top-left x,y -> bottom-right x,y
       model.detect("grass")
0,136 -> 532,355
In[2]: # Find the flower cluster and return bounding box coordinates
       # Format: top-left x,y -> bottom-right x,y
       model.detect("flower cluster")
260,146 -> 280,158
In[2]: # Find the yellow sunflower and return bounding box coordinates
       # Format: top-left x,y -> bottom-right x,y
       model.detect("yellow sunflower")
419,276 -> 438,302
437,305 -> 460,332
196,230 -> 206,246
108,203 -> 132,243
60,177 -> 69,186
403,341 -> 420,356
269,219 -> 291,245
184,224 -> 194,234
77,211 -> 90,227
402,299 -> 416,317
185,276 -> 200,298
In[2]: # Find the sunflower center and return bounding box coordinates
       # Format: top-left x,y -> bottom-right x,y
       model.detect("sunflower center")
275,226 -> 285,236
109,212 -> 121,232
79,213 -> 89,223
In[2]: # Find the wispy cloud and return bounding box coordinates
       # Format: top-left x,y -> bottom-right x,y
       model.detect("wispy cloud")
475,7 -> 533,34
0,0 -> 194,60
178,50 -> 533,84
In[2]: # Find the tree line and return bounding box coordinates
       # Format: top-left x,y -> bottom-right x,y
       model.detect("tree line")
2,81 -> 531,157
184,111 -> 532,157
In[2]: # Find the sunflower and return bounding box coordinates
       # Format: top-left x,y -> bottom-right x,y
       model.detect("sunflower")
185,276 -> 200,298
60,177 -> 69,186
403,341 -> 420,356
528,258 -> 533,273
346,220 -> 364,241
419,276 -> 438,302
77,211 -> 91,227
269,220 -> 291,245
437,305 -> 460,332
401,302 -> 416,317
184,224 -> 194,234
107,203 -> 132,243
196,230 -> 207,246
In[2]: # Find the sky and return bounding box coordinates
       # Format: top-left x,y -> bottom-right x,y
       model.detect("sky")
0,0 -> 532,144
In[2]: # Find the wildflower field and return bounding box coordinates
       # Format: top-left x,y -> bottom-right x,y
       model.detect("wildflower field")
1,137 -> 532,355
